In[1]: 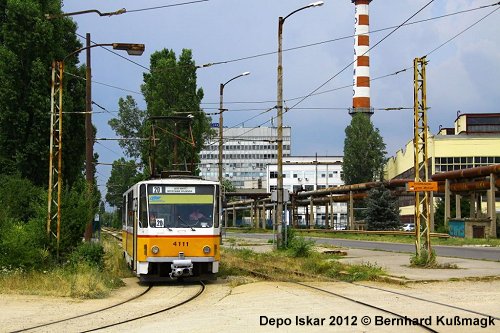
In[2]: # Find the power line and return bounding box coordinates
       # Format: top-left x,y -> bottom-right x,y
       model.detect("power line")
69,2 -> 498,100
425,4 -> 500,57
286,0 -> 436,113
201,1 -> 438,146
198,2 -> 500,68
126,0 -> 210,14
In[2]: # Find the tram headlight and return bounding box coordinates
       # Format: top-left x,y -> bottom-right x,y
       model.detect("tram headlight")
203,245 -> 211,254
151,245 -> 160,254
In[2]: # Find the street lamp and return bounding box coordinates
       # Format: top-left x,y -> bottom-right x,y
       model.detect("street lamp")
70,34 -> 145,195
48,34 -> 144,244
218,72 -> 251,186
276,1 -> 323,247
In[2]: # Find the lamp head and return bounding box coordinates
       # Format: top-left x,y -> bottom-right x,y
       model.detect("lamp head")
309,1 -> 324,7
112,43 -> 145,56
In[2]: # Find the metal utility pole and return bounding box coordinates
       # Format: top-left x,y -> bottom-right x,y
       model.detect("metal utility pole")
47,61 -> 63,257
85,33 -> 93,190
413,56 -> 432,261
276,1 -> 324,248
218,72 -> 250,186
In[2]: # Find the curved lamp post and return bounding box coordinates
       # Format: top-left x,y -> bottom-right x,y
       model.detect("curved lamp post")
276,1 -> 323,247
218,72 -> 251,186
47,36 -> 145,252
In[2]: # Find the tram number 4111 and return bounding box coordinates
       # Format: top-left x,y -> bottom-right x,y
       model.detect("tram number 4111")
172,241 -> 189,247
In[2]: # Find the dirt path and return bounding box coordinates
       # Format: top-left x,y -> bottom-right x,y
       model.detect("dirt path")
2,279 -> 499,332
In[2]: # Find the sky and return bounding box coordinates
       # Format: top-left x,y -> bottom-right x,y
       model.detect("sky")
60,0 -> 500,193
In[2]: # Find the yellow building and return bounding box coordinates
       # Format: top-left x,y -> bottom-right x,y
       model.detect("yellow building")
385,113 -> 500,221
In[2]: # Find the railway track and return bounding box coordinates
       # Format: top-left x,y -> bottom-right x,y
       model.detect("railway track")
236,262 -> 498,332
10,285 -> 153,333
11,282 -> 204,333
81,281 -> 205,332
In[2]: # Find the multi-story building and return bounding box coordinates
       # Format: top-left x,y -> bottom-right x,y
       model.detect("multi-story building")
199,127 -> 291,188
385,112 -> 500,221
267,156 -> 347,228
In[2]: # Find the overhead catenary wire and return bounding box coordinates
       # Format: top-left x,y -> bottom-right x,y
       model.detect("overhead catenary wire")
69,1 -> 498,153
68,2 -> 498,103
125,0 -> 210,13
285,0 -> 436,113
202,1 -> 438,146
203,1 -> 499,68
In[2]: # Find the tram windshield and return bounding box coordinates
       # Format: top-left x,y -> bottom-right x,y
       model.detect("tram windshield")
146,184 -> 215,228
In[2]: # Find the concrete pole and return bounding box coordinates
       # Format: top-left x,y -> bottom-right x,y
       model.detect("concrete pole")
276,16 -> 284,246
309,197 -> 314,229
349,191 -> 354,230
232,206 -> 236,227
470,193 -> 476,218
455,194 -> 462,219
325,201 -> 329,229
444,179 -> 450,227
489,173 -> 497,238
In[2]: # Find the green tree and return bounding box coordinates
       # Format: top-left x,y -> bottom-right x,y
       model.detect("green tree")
141,48 -> 211,174
105,158 -> 143,210
342,114 -> 386,185
0,0 -> 86,186
108,96 -> 146,160
365,185 -> 400,230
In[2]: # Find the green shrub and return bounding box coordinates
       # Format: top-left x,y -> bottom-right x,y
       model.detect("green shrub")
69,242 -> 105,270
58,180 -> 96,257
287,236 -> 315,258
410,249 -> 436,267
0,217 -> 49,269
0,174 -> 43,222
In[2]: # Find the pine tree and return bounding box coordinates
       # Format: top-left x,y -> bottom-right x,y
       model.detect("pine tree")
365,185 -> 400,230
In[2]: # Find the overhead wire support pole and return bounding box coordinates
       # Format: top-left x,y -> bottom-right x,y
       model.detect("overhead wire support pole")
47,61 -> 64,258
413,57 -> 432,262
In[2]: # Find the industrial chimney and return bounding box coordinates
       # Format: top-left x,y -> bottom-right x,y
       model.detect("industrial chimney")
349,0 -> 374,117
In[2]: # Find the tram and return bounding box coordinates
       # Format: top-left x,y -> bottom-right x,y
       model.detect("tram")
122,176 -> 221,282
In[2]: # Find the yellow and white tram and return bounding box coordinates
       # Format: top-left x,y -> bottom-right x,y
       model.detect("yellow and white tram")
122,177 -> 221,282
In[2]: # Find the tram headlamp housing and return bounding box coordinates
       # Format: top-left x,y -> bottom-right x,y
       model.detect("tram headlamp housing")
203,245 -> 211,254
151,245 -> 160,254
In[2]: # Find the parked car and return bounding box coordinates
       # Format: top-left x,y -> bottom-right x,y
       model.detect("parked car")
401,223 -> 415,231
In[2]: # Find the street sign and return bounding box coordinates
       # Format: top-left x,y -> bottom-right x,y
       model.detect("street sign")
406,181 -> 438,192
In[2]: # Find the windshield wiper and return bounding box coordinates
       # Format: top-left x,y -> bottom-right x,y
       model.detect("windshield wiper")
177,216 -> 195,231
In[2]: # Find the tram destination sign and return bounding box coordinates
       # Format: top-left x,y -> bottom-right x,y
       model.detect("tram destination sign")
406,181 -> 438,192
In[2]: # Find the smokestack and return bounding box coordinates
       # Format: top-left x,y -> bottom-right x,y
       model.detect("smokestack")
349,0 -> 374,117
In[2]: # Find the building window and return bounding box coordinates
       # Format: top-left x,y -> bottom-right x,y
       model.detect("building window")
270,171 -> 278,178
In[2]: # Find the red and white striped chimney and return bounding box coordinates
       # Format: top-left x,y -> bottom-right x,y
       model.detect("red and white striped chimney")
350,0 -> 373,116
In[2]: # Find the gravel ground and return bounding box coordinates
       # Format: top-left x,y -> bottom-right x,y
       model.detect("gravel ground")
1,278 -> 499,332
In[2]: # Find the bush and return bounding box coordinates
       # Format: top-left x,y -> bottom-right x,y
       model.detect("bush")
287,236 -> 315,258
58,180 -> 96,257
410,249 -> 436,267
69,242 -> 105,270
0,217 -> 50,269
0,174 -> 43,222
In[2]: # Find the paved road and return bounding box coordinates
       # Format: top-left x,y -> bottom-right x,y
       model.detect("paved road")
229,233 -> 500,261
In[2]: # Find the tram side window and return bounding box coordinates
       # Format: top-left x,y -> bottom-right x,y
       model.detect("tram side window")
127,191 -> 134,228
139,184 -> 147,228
214,187 -> 220,228
122,196 -> 127,227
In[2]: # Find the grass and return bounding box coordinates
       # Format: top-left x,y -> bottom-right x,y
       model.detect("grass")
0,234 -> 132,299
226,228 -> 500,247
219,247 -> 385,283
